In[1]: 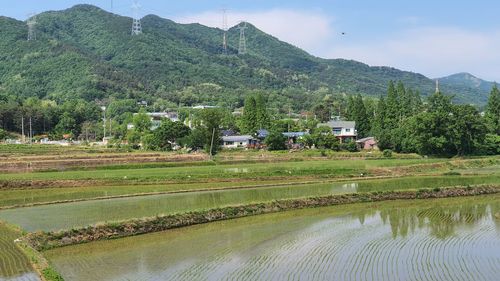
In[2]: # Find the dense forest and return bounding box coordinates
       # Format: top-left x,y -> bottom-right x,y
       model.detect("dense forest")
0,4 -> 493,109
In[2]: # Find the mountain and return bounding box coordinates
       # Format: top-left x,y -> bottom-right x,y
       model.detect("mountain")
438,73 -> 495,104
0,4 -> 492,108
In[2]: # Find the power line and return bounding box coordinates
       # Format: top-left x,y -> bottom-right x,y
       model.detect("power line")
238,21 -> 248,55
131,1 -> 142,35
221,9 -> 228,54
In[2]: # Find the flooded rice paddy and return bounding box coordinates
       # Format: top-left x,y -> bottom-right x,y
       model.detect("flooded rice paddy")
45,195 -> 500,281
0,223 -> 39,281
0,175 -> 499,232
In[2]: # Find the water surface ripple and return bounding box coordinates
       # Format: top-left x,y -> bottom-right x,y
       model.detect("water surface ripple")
45,195 -> 500,281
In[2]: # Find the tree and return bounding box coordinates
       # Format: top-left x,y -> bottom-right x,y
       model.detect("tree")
485,84 -> 500,134
199,108 -> 226,154
313,104 -> 330,122
133,109 -> 151,133
352,95 -> 371,138
385,81 -> 400,128
149,119 -> 191,151
373,96 -> 392,150
409,92 -> 455,155
184,128 -> 207,151
312,126 -> 340,150
255,93 -> 270,130
240,96 -> 257,134
265,130 -> 287,151
450,104 -> 487,155
54,112 -> 76,136
0,128 -> 6,140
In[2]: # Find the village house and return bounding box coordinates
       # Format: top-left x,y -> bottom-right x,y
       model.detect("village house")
356,137 -> 378,150
221,135 -> 258,149
318,121 -> 357,143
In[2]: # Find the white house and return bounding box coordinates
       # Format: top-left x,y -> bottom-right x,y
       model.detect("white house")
318,121 -> 357,142
221,135 -> 257,148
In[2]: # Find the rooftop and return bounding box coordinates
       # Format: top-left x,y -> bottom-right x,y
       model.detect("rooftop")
222,135 -> 255,142
319,121 -> 356,128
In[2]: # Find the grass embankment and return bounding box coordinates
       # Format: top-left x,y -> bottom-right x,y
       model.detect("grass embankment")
1,174 -> 499,210
3,174 -> 499,233
2,158 -> 491,190
0,146 -> 419,173
24,185 -> 500,251
0,150 -> 207,173
0,144 -> 121,156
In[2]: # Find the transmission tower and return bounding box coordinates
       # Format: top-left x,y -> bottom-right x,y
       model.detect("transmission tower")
131,1 -> 142,35
238,21 -> 247,55
221,9 -> 228,54
27,13 -> 37,41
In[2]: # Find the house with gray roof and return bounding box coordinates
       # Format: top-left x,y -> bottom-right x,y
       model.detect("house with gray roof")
221,135 -> 258,148
318,121 -> 357,143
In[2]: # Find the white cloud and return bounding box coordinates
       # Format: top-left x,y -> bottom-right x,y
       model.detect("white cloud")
174,9 -> 334,52
329,27 -> 500,81
174,8 -> 500,81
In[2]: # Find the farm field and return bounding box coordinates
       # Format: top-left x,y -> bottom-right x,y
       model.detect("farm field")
44,195 -> 500,281
0,222 -> 38,281
0,151 -> 499,281
1,174 -> 499,232
0,158 -> 482,185
1,174 -> 499,209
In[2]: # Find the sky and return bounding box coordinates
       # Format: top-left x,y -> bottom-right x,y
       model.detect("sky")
3,0 -> 500,81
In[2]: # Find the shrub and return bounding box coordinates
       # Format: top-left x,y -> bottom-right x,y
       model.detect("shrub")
442,171 -> 461,176
42,267 -> 65,281
343,141 -> 359,152
265,131 -> 287,151
383,149 -> 393,158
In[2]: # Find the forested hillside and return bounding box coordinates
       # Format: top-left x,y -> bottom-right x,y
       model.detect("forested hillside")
0,4 -> 491,109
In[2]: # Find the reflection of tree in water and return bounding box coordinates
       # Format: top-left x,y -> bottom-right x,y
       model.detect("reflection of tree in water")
491,203 -> 500,233
379,208 -> 421,238
355,201 -> 497,239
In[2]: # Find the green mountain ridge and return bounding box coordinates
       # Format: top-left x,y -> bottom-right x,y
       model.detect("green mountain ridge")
0,4 -> 492,108
439,73 -> 495,104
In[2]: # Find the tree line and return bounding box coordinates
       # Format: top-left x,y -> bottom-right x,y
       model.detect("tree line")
1,81 -> 499,156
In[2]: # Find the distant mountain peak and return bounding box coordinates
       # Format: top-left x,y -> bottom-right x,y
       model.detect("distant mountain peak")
439,72 -> 493,95
0,4 -> 492,105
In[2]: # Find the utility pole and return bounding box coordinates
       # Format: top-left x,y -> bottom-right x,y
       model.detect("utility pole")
435,79 -> 440,93
27,13 -> 37,41
238,21 -> 247,55
101,106 -> 106,142
221,9 -> 228,54
21,116 -> 25,143
29,117 -> 33,145
131,1 -> 142,35
109,115 -> 112,138
209,127 -> 216,160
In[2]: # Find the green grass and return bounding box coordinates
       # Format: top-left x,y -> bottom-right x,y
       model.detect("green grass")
0,158 -> 449,182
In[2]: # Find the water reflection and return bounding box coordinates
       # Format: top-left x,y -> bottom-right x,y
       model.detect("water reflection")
46,196 -> 500,281
350,198 -> 500,240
